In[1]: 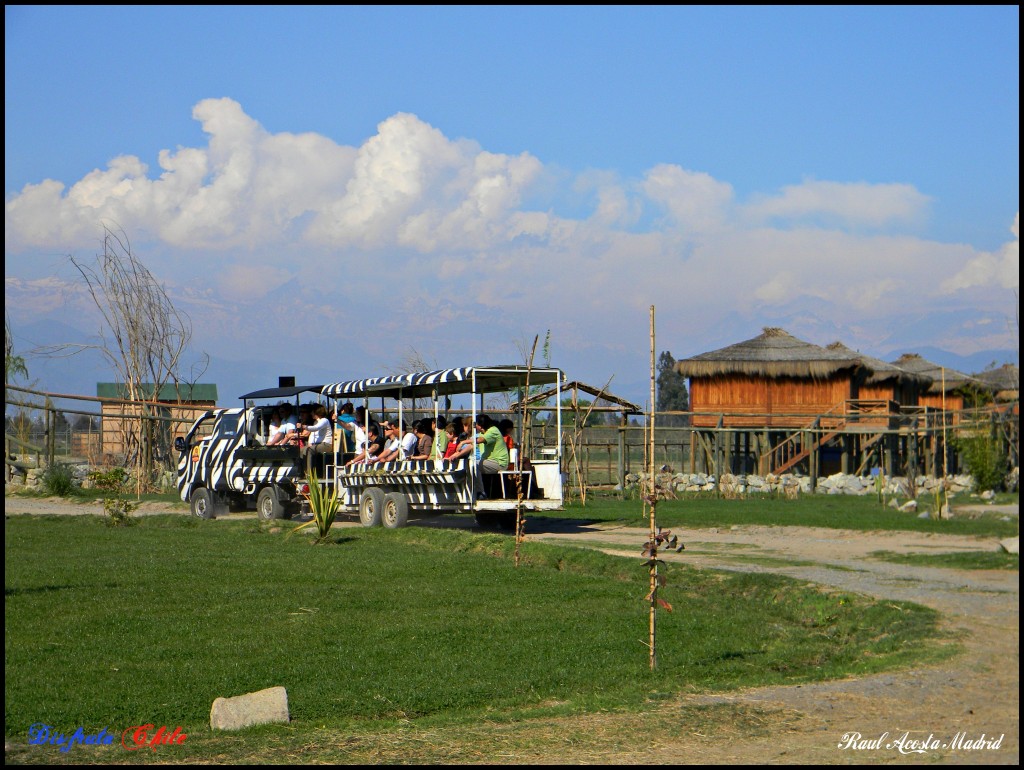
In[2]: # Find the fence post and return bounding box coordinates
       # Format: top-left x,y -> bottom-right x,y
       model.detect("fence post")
616,423 -> 626,491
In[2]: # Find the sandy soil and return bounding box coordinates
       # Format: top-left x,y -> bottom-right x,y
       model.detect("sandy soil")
5,495 -> 1018,765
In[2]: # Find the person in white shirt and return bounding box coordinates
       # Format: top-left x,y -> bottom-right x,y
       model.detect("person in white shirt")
375,421 -> 403,463
299,405 -> 334,470
267,404 -> 296,446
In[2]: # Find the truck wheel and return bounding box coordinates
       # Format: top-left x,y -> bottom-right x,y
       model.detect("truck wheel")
382,492 -> 409,529
256,486 -> 285,520
358,488 -> 385,527
190,488 -> 216,519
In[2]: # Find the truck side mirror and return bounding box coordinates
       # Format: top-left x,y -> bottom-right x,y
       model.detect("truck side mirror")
174,436 -> 186,453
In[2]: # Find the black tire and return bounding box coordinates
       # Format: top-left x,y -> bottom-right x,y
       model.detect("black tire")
358,488 -> 386,527
382,492 -> 410,529
256,486 -> 285,521
190,488 -> 216,520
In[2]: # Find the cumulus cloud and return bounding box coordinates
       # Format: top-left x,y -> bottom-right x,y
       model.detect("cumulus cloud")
4,98 -> 1018,392
941,212 -> 1020,293
641,164 -> 734,233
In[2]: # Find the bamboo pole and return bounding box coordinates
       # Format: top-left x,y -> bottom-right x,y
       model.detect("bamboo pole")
648,305 -> 657,671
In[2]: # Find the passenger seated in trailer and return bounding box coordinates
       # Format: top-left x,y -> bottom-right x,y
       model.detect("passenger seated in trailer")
299,405 -> 334,470
408,419 -> 433,460
345,423 -> 383,466
498,419 -> 517,469
442,421 -> 461,459
286,404 -> 315,446
429,416 -> 447,460
267,404 -> 296,446
398,421 -> 419,459
474,415 -> 509,476
446,418 -> 476,461
332,402 -> 357,455
375,420 -> 418,463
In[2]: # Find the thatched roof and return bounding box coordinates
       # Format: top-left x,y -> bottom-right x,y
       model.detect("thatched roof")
973,363 -> 1019,400
675,328 -> 863,380
972,363 -> 1019,391
889,353 -> 978,394
825,342 -> 931,386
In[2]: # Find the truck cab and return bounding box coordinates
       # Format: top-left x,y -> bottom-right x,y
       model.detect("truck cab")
174,384 -> 322,519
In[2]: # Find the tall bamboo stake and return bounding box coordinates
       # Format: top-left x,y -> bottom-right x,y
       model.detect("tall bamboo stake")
941,367 -> 948,479
514,335 -> 539,567
648,305 -> 657,671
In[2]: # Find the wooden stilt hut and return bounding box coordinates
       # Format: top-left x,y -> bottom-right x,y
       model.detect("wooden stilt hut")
674,328 -> 872,481
889,354 -> 982,415
826,341 -> 934,477
826,342 -> 931,407
973,363 -> 1019,404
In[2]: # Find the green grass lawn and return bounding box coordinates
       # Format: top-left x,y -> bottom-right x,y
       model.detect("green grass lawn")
869,549 -> 1019,571
553,492 -> 1019,538
4,512 -> 956,762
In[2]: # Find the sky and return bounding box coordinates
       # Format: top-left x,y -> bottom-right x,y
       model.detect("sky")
4,5 -> 1019,407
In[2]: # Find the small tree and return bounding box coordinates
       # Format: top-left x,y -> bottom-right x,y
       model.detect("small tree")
65,227 -> 197,488
956,432 -> 1009,493
656,351 -> 689,427
5,314 -> 28,383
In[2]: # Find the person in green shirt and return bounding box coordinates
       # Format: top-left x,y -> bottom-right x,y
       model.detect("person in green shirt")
474,414 -> 509,475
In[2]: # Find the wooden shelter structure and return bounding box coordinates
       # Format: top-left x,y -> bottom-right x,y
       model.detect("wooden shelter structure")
511,380 -> 643,493
889,354 -> 981,414
674,328 -> 958,480
973,363 -> 1019,403
825,342 -> 930,406
97,382 -> 218,459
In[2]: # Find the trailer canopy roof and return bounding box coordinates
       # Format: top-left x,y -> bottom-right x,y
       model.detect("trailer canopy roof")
239,384 -> 324,401
322,366 -> 563,400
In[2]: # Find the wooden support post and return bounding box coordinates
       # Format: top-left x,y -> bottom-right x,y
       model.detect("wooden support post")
807,429 -> 817,490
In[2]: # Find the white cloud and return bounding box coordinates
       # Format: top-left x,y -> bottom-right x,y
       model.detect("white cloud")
4,98 -> 1018,398
744,180 -> 930,228
941,211 -> 1020,293
640,164 -> 734,232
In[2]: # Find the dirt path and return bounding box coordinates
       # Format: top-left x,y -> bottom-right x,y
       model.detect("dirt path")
525,511 -> 1019,765
5,496 -> 1018,764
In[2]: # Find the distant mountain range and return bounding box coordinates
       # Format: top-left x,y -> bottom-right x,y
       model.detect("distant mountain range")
7,317 -> 1018,415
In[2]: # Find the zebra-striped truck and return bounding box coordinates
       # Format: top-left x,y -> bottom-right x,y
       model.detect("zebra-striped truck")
175,383 -> 323,520
175,367 -> 566,528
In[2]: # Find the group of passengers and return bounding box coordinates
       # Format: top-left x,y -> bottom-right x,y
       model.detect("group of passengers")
264,402 -> 334,470
264,401 -> 520,483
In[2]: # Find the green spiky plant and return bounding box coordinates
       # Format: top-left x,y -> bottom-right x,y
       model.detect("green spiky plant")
291,469 -> 340,542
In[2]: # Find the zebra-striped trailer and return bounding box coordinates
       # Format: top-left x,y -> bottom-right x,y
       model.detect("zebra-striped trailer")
322,366 -> 566,529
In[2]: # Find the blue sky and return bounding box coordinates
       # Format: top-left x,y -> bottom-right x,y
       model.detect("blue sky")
5,6 -> 1019,405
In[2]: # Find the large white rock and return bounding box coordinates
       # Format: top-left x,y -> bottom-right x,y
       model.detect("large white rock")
211,686 -> 289,731
999,537 -> 1019,555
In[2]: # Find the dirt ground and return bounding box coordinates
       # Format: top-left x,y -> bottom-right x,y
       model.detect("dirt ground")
5,495 -> 1018,765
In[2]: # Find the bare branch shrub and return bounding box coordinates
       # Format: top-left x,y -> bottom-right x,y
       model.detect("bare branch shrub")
69,226 -> 195,487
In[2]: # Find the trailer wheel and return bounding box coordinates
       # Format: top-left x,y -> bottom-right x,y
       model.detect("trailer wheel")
190,488 -> 216,520
382,492 -> 409,529
358,488 -> 385,527
256,486 -> 285,520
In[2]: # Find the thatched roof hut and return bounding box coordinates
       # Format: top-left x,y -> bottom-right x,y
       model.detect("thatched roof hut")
973,363 -> 1019,402
825,343 -> 928,386
675,328 -> 866,428
676,328 -> 862,379
889,354 -> 977,395
826,342 -> 930,407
